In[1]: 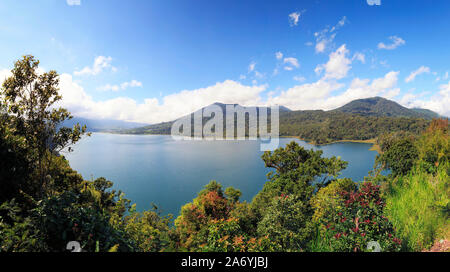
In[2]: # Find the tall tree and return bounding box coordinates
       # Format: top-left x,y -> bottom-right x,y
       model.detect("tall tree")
1,55 -> 89,198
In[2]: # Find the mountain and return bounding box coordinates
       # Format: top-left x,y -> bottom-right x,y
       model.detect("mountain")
410,108 -> 440,120
118,99 -> 433,144
332,97 -> 440,119
63,117 -> 148,132
121,102 -> 285,135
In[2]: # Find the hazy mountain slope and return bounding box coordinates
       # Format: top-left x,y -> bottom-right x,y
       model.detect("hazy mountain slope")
63,117 -> 148,132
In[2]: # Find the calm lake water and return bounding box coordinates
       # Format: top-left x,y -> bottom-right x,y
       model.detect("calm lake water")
65,133 -> 379,216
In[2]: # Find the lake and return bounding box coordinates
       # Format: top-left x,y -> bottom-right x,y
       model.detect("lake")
65,133 -> 379,216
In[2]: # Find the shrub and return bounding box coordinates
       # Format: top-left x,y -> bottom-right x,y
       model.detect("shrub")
322,182 -> 401,252
257,194 -> 314,252
311,178 -> 356,224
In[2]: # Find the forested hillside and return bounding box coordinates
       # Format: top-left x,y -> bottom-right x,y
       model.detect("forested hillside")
332,97 -> 440,119
121,103 -> 432,145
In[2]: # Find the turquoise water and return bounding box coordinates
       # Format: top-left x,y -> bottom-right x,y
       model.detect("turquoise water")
65,133 -> 379,216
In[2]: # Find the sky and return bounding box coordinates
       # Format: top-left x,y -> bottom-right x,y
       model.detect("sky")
0,0 -> 449,124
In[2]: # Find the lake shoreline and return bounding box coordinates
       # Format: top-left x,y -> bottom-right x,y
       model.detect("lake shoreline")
102,131 -> 381,153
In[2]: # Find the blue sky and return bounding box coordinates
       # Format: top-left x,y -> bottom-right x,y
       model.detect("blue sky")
0,0 -> 449,123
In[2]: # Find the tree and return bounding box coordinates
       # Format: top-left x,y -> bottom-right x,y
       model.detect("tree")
252,141 -> 347,219
376,135 -> 418,176
1,55 -> 89,198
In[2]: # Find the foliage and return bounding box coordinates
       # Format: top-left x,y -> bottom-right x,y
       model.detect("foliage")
416,119 -> 449,174
34,191 -> 134,252
201,218 -> 277,252
322,182 -> 401,252
257,194 -> 314,251
310,178 -> 356,224
123,205 -> 174,252
0,200 -> 46,252
384,165 -> 449,251
376,134 -> 419,176
1,55 -> 89,200
252,142 -> 347,216
174,181 -> 240,251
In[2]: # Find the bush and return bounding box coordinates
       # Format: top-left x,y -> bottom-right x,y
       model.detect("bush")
257,194 -> 315,251
322,182 -> 401,252
311,178 -> 356,224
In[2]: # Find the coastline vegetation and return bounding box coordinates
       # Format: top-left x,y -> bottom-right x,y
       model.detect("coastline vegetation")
0,56 -> 448,252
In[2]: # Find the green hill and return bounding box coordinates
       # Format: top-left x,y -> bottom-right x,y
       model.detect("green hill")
332,97 -> 439,119
118,98 -> 433,144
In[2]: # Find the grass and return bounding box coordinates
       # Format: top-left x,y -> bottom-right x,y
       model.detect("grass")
383,165 -> 449,251
307,226 -> 333,252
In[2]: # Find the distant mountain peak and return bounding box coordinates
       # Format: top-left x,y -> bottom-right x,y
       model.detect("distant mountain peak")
332,97 -> 439,119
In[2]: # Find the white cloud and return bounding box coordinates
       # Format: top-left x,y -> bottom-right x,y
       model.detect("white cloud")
288,12 -> 301,26
57,76 -> 267,124
378,36 -> 405,50
353,52 -> 366,63
405,66 -> 430,83
314,16 -> 346,53
316,44 -> 352,80
330,16 -> 347,32
398,81 -> 450,117
268,71 -> 399,111
66,0 -> 81,6
74,56 -> 116,76
283,57 -> 300,70
275,52 -> 283,60
98,80 -> 143,92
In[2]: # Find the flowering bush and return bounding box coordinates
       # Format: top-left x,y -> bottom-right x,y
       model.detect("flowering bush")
201,218 -> 277,252
322,182 -> 401,252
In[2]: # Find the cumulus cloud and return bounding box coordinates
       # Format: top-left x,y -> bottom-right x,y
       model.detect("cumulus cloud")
315,44 -> 352,80
98,80 -> 143,92
74,56 -> 116,76
268,71 -> 400,111
378,36 -> 405,50
57,76 -> 267,124
405,66 -> 430,83
66,0 -> 81,5
398,81 -> 450,117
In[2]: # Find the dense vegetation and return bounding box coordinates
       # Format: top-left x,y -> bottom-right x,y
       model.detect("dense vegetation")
0,56 -> 448,252
121,101 -> 431,145
332,96 -> 440,119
